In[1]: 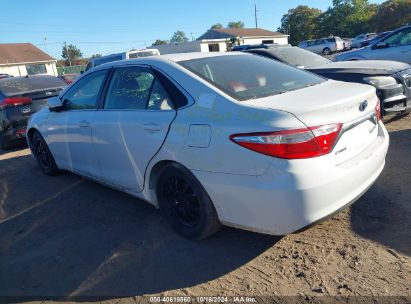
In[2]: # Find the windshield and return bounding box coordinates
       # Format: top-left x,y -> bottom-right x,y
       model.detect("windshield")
179,55 -> 325,101
265,47 -> 332,68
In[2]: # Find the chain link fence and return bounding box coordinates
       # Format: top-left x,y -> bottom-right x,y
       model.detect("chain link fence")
56,65 -> 86,76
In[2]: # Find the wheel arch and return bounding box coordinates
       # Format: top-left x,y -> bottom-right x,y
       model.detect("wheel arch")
148,160 -> 191,190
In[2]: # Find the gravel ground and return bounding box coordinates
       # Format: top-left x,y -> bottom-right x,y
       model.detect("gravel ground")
0,114 -> 410,303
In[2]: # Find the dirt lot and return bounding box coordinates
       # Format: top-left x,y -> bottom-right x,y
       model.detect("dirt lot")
0,115 -> 410,303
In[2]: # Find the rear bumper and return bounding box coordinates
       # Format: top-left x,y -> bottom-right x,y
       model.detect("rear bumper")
192,122 -> 389,235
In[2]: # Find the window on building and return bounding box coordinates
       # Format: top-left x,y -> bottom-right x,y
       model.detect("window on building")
26,64 -> 47,75
262,40 -> 274,44
208,44 -> 220,52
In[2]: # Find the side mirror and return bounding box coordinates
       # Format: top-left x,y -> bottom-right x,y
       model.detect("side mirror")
372,42 -> 389,50
48,96 -> 63,111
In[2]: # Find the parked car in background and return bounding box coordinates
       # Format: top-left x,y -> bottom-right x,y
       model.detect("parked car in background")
336,25 -> 411,64
245,45 -> 411,116
85,48 -> 160,71
0,73 -> 13,80
351,33 -> 377,48
343,38 -> 352,50
0,75 -> 66,149
28,53 -> 388,239
299,37 -> 344,55
361,31 -> 392,48
57,73 -> 79,85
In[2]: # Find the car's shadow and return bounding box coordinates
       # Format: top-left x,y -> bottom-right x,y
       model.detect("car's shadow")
0,154 -> 279,301
350,128 -> 411,257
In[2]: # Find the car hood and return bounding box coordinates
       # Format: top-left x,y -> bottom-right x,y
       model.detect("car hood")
307,60 -> 410,75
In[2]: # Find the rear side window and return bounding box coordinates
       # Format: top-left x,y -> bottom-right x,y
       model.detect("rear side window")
179,55 -> 325,101
62,70 -> 108,110
104,66 -> 174,110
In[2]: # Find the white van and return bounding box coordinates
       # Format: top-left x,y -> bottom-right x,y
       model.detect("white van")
85,49 -> 160,71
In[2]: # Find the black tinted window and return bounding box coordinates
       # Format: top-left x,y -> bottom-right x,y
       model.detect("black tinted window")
179,55 -> 325,101
262,47 -> 331,68
63,70 -> 108,110
384,28 -> 411,46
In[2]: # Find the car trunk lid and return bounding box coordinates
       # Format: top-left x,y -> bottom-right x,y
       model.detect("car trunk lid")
241,80 -> 380,163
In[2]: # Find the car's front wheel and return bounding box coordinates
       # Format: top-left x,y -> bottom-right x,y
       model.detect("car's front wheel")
32,131 -> 60,176
156,163 -> 221,240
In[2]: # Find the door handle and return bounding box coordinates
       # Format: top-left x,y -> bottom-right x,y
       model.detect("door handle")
79,120 -> 90,128
143,123 -> 162,132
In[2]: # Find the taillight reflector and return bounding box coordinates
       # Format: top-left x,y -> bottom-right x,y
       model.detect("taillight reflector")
0,97 -> 32,108
375,100 -> 381,121
230,123 -> 343,159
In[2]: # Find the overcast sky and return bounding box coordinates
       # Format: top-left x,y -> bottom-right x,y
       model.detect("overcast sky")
0,0 -> 385,58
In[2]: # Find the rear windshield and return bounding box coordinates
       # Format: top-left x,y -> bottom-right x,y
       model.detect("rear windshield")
0,76 -> 66,96
129,50 -> 158,58
266,47 -> 332,68
178,55 -> 325,100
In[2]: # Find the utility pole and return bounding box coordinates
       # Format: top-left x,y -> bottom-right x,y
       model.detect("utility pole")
254,4 -> 258,28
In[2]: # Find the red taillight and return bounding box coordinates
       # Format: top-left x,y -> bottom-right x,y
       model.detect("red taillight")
375,100 -> 381,121
230,123 -> 343,159
0,97 -> 32,108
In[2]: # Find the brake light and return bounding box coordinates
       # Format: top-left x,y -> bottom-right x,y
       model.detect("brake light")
230,123 -> 343,159
375,100 -> 381,121
0,97 -> 32,109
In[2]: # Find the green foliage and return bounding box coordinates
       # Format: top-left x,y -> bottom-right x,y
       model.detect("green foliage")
211,23 -> 223,30
227,21 -> 245,28
90,54 -> 102,59
170,31 -> 189,44
61,43 -> 82,64
278,5 -> 322,46
152,39 -> 168,46
278,0 -> 410,45
371,0 -> 411,32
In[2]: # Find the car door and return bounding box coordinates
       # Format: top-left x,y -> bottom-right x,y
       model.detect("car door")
367,28 -> 411,64
92,65 -> 177,193
46,69 -> 109,177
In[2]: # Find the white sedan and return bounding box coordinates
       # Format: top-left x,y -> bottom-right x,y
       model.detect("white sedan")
27,52 -> 389,239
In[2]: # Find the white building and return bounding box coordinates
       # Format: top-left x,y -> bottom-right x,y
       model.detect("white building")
154,28 -> 289,55
0,43 -> 58,77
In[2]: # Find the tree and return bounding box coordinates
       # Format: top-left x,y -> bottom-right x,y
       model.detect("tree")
153,39 -> 168,46
370,0 -> 411,32
170,31 -> 189,44
90,54 -> 102,59
61,42 -> 82,66
210,23 -> 223,29
316,0 -> 378,38
278,5 -> 322,45
227,21 -> 245,28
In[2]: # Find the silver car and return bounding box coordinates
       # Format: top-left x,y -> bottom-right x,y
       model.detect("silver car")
299,37 -> 345,55
336,26 -> 411,64
351,33 -> 377,49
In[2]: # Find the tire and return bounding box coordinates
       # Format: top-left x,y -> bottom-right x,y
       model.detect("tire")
0,133 -> 12,150
32,131 -> 60,176
156,163 -> 221,240
322,48 -> 331,55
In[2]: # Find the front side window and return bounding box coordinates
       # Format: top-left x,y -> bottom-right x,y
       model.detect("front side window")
383,28 -> 411,47
26,64 -> 47,75
62,69 -> 108,110
179,55 -> 325,101
104,66 -> 173,110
